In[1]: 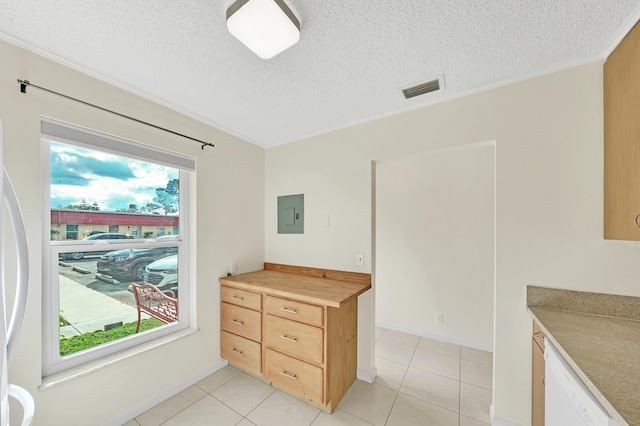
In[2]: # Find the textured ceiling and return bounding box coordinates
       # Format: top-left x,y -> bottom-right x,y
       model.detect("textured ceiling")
1,1 -> 639,148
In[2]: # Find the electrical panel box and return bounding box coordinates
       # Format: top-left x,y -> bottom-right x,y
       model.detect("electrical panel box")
278,194 -> 304,234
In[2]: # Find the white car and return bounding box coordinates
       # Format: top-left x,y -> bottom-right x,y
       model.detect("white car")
143,254 -> 178,293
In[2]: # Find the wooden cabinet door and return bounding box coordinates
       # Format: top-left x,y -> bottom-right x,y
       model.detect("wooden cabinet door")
605,21 -> 640,240
532,322 -> 545,426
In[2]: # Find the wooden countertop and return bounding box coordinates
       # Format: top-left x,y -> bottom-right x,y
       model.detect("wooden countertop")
219,264 -> 371,308
527,286 -> 640,426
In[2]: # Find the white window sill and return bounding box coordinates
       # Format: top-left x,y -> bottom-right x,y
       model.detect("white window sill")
39,327 -> 197,391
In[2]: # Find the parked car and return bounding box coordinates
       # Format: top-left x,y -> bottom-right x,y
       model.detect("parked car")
96,246 -> 177,282
143,254 -> 178,294
60,233 -> 135,260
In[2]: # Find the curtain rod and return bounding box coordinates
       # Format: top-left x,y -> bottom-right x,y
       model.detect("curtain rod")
17,79 -> 214,150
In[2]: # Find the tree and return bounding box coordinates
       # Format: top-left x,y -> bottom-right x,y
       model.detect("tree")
62,198 -> 100,211
153,178 -> 179,215
140,202 -> 162,214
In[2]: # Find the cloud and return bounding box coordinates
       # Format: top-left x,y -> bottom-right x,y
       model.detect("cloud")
50,146 -> 136,184
102,193 -> 153,211
51,196 -> 80,209
49,142 -> 179,212
50,152 -> 90,186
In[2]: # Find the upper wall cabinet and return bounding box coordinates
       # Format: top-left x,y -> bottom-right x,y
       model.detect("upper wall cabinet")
604,21 -> 640,241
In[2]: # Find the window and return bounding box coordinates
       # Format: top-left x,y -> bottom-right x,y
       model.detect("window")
65,224 -> 78,240
42,119 -> 194,375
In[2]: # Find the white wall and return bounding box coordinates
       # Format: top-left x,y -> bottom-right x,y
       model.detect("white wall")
265,140 -> 376,374
266,61 -> 640,425
4,35 -> 636,426
376,142 -> 495,350
0,40 -> 265,425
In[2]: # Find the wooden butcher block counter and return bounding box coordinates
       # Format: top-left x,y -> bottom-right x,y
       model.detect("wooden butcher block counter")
219,263 -> 371,413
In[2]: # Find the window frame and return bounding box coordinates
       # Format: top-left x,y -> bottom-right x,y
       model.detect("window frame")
65,224 -> 78,240
41,119 -> 193,376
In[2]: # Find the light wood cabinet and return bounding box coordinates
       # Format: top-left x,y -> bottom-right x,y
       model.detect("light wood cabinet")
221,330 -> 261,373
219,263 -> 371,413
265,295 -> 324,327
264,314 -> 324,365
220,286 -> 263,377
532,321 -> 546,426
264,348 -> 324,403
604,21 -> 640,240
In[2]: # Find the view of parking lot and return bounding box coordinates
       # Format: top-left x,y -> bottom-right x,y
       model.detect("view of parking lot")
58,250 -> 178,340
48,139 -> 184,358
60,256 -> 134,303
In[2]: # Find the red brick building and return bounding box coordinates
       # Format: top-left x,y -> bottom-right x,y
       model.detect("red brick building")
51,210 -> 179,240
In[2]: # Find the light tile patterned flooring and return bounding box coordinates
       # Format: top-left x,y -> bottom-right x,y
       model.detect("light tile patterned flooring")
123,327 -> 493,426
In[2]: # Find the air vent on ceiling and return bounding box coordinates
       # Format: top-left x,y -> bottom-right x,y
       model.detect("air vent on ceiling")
402,78 -> 441,99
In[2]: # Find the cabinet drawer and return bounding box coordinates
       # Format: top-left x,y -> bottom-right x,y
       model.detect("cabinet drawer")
221,286 -> 262,311
265,349 -> 323,404
221,330 -> 261,374
265,296 -> 324,327
221,302 -> 262,342
264,315 -> 323,364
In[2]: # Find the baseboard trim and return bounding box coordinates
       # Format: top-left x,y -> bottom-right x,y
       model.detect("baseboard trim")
107,359 -> 229,426
376,321 -> 493,353
357,367 -> 377,384
490,404 -> 520,426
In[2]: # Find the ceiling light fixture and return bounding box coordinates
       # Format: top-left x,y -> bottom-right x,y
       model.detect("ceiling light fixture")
226,0 -> 300,59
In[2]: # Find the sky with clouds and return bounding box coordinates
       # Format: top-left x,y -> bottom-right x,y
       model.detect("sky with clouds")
50,141 -> 179,213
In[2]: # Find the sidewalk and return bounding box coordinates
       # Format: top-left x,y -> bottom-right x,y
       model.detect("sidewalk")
59,275 -> 140,336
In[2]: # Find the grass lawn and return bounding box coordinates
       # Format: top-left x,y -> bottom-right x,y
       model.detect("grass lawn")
60,318 -> 165,356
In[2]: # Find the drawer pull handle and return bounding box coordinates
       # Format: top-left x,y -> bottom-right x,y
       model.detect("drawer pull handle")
279,370 -> 297,380
231,348 -> 243,355
230,295 -> 244,301
231,319 -> 244,326
280,334 -> 297,343
280,307 -> 297,314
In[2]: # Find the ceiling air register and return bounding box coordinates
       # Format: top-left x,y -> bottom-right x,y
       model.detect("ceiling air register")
226,0 -> 300,59
402,79 -> 441,99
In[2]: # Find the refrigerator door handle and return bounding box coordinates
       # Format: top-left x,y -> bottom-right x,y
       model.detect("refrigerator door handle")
4,168 -> 29,361
7,385 -> 34,426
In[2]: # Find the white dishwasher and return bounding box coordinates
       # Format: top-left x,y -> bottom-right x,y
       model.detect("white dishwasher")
544,341 -> 619,426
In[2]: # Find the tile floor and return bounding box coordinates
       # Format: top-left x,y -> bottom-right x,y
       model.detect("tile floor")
123,328 -> 493,426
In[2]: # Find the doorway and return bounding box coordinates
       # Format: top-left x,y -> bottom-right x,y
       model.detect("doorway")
374,141 -> 495,350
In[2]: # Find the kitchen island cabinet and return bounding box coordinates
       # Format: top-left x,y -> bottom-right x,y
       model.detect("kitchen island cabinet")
219,263 -> 371,413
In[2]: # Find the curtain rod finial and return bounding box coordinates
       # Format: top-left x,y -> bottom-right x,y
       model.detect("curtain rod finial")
17,79 -> 29,93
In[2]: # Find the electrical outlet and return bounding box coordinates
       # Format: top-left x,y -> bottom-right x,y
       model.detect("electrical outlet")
356,253 -> 364,266
436,314 -> 444,324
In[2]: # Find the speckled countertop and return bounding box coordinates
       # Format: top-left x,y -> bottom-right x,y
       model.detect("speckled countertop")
527,286 -> 640,426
